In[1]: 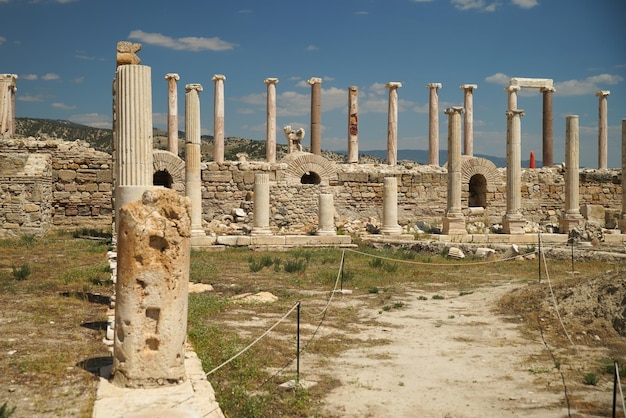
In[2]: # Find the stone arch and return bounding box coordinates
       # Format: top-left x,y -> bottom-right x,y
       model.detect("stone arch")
152,150 -> 185,185
282,152 -> 337,185
460,157 -> 502,190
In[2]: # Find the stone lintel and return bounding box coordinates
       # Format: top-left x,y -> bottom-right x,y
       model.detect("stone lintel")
442,216 -> 467,235
385,82 -> 402,89
165,73 -> 180,81
264,78 -> 279,85
185,83 -> 203,92
509,77 -> 553,89
426,83 -> 442,89
596,90 -> 610,97
459,84 -> 478,91
211,74 -> 226,82
307,77 -> 322,85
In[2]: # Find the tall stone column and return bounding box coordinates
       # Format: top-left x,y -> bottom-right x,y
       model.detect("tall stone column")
185,84 -> 206,238
264,78 -> 279,163
502,109 -> 526,235
165,73 -> 180,156
459,84 -> 477,156
0,74 -> 18,138
115,64 -> 154,216
212,74 -> 226,164
559,115 -> 584,233
442,107 -> 467,235
505,85 -> 520,110
347,86 -> 359,164
381,177 -> 402,235
308,77 -> 322,155
385,82 -> 402,166
618,119 -> 626,234
596,90 -> 610,169
113,188 -> 191,388
426,83 -> 442,166
541,87 -> 555,167
317,193 -> 336,236
252,173 -> 271,235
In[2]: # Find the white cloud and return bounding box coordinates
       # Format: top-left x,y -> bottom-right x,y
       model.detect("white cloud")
68,113 -> 111,129
511,0 -> 538,8
17,94 -> 44,102
52,102 -> 76,110
485,72 -> 510,86
355,10 -> 369,15
128,30 -> 235,52
239,86 -> 345,117
73,77 -> 84,84
41,73 -> 60,81
451,0 -> 501,12
306,45 -> 318,51
236,108 -> 255,115
555,74 -> 623,96
0,36 -> 6,45
21,74 -> 38,80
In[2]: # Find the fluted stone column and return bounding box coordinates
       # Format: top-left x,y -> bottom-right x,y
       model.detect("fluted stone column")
317,193 -> 336,236
505,85 -> 520,110
264,78 -> 279,163
426,83 -> 442,166
113,188 -> 191,388
596,90 -> 610,169
459,84 -> 477,156
386,82 -> 402,166
442,107 -> 467,235
308,77 -> 322,155
541,87 -> 555,167
560,115 -> 584,233
165,73 -> 180,156
114,64 -> 154,218
212,74 -> 226,164
502,109 -> 526,234
184,84 -> 206,238
0,74 -> 18,138
252,173 -> 271,235
347,86 -> 359,164
381,177 -> 402,235
618,119 -> 626,234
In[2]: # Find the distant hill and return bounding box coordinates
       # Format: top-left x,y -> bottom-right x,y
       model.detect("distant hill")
14,118 -> 532,167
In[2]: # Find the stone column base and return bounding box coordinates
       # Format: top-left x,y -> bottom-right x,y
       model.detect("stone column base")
380,225 -> 402,235
251,227 -> 272,236
190,235 -> 216,248
619,218 -> 626,234
316,228 -> 336,236
559,215 -> 584,234
502,215 -> 526,235
442,216 -> 467,235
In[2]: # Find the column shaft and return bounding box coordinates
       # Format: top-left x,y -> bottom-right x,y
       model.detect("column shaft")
541,88 -> 554,167
308,77 -> 322,155
212,74 -> 226,164
560,115 -> 584,233
460,85 -> 477,156
185,84 -> 205,237
264,78 -> 278,163
502,109 -> 526,234
442,107 -> 467,235
597,90 -> 610,169
386,82 -> 402,166
620,119 -> 626,233
381,177 -> 402,235
426,83 -> 442,166
165,74 -> 180,156
347,86 -> 359,164
317,193 -> 336,235
252,173 -> 271,235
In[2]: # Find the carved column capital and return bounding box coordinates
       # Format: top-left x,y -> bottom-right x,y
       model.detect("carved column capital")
504,85 -> 521,93
264,77 -> 279,85
211,74 -> 226,82
426,82 -> 442,90
165,73 -> 180,82
506,109 -> 526,117
459,84 -> 477,91
540,86 -> 556,93
596,90 -> 610,97
385,82 -> 402,89
307,77 -> 322,85
185,83 -> 203,93
445,106 -> 465,115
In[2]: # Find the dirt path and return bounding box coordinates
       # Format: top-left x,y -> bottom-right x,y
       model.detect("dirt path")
317,284 -> 607,418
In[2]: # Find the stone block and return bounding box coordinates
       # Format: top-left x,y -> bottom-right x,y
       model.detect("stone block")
581,204 -> 605,226
57,170 -> 76,182
206,171 -> 233,182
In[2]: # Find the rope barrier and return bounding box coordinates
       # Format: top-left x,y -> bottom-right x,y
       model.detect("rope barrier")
616,362 -> 626,418
205,301 -> 300,377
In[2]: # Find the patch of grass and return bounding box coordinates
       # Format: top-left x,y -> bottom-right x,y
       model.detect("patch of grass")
417,295 -> 428,301
583,372 -> 599,386
284,259 -> 306,273
459,290 -> 474,296
432,294 -> 445,300
368,287 -> 380,294
0,402 -> 17,418
12,263 -> 31,281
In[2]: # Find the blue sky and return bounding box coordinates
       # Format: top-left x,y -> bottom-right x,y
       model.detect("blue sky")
1,0 -> 625,168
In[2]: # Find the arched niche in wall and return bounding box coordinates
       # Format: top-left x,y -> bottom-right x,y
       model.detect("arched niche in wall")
152,150 -> 185,189
282,151 -> 337,185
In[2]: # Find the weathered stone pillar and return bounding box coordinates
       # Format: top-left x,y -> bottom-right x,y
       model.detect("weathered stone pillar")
308,77 -> 322,155
317,193 -> 336,236
165,73 -> 180,156
459,84 -> 477,156
212,74 -> 226,164
381,177 -> 402,235
114,64 -> 154,216
385,82 -> 402,166
347,86 -> 359,164
541,87 -> 555,167
619,119 -> 626,233
264,78 -> 279,163
596,90 -> 610,169
505,85 -> 520,110
113,188 -> 191,388
252,173 -> 271,235
0,74 -> 18,138
426,83 -> 442,166
560,115 -> 584,233
502,109 -> 526,234
185,83 -> 206,237
442,107 -> 467,235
